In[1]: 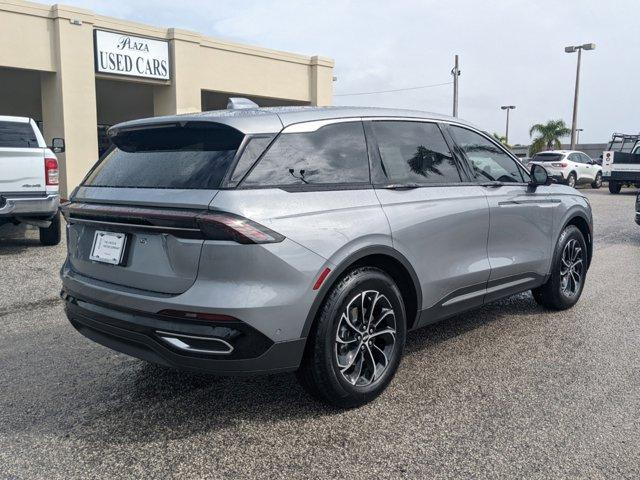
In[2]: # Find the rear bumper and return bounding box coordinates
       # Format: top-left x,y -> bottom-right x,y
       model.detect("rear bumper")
0,193 -> 59,217
603,171 -> 640,182
63,291 -> 306,375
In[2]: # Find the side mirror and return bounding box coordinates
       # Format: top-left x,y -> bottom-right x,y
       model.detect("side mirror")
529,163 -> 551,189
51,137 -> 65,154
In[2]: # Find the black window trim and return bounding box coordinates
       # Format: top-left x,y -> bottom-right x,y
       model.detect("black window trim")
442,122 -> 531,186
222,133 -> 277,189
364,118 -> 473,188
236,119 -> 373,191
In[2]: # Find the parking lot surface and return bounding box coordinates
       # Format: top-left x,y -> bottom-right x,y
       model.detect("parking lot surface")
1,188 -> 639,479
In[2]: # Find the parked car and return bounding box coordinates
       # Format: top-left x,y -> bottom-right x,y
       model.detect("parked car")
61,105 -> 593,407
636,190 -> 640,226
527,150 -> 602,188
0,116 -> 64,245
601,133 -> 640,194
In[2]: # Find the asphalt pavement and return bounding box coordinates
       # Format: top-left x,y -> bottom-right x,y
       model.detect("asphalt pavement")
1,187 -> 639,479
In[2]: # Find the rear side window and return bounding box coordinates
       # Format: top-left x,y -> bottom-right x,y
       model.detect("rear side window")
242,121 -> 369,187
229,136 -> 275,185
449,126 -> 525,183
0,121 -> 38,148
84,122 -> 244,189
370,121 -> 461,184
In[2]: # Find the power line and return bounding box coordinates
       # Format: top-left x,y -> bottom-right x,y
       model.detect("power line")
334,81 -> 453,97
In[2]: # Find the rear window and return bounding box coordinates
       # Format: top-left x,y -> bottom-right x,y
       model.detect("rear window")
0,121 -> 38,148
531,153 -> 564,162
83,122 -> 244,189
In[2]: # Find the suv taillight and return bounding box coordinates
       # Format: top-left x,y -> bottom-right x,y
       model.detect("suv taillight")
64,203 -> 284,244
45,157 -> 59,186
551,162 -> 568,168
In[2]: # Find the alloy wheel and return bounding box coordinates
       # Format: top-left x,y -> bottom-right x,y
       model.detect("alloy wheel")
334,290 -> 397,387
560,239 -> 583,297
568,174 -> 576,188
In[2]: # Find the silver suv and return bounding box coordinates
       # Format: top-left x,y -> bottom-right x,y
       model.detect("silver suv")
61,106 -> 593,407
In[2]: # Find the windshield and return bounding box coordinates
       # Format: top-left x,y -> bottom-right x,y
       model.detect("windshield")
531,153 -> 564,163
83,122 -> 244,189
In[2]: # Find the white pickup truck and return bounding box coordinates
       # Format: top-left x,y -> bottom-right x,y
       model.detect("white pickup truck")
0,116 -> 65,245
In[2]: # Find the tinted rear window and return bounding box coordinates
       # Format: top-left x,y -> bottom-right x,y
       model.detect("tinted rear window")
0,121 -> 38,148
242,121 -> 370,187
84,123 -> 244,189
532,153 -> 564,162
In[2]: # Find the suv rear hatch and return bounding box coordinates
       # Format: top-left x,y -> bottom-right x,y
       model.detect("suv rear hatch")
0,119 -> 46,194
65,121 -> 246,295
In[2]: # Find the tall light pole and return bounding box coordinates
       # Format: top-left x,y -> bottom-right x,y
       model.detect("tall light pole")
565,43 -> 595,150
500,105 -> 516,145
451,55 -> 460,117
576,128 -> 584,145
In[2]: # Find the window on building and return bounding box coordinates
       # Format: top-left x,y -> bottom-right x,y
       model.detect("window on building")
242,121 -> 370,187
370,121 -> 461,184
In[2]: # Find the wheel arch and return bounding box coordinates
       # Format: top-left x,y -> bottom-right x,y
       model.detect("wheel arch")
561,212 -> 593,269
301,246 -> 422,339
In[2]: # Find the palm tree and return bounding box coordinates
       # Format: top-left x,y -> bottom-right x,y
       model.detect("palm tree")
492,132 -> 510,148
528,120 -> 571,156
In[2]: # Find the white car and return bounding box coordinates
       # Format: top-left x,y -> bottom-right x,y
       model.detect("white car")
528,150 -> 602,189
0,116 -> 64,245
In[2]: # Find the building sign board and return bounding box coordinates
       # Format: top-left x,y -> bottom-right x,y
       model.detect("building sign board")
94,30 -> 170,80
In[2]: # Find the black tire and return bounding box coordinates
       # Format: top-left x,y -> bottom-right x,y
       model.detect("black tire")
591,172 -> 602,189
532,225 -> 587,310
39,211 -> 61,246
297,267 -> 407,408
609,181 -> 622,194
566,172 -> 577,188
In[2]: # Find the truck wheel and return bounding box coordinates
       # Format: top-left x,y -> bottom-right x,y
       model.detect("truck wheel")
566,172 -> 576,188
532,225 -> 587,310
39,211 -> 61,246
608,181 -> 622,194
297,267 -> 406,408
591,172 -> 602,189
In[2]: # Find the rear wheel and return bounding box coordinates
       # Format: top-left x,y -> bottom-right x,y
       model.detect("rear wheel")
532,225 -> 587,310
609,181 -> 622,194
566,172 -> 577,188
39,211 -> 61,246
591,172 -> 602,189
297,267 -> 406,408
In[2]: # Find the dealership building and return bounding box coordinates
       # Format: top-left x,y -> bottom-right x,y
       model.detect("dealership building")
0,0 -> 335,196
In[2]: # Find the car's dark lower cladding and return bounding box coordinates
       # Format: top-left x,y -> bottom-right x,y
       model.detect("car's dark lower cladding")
63,292 -> 306,375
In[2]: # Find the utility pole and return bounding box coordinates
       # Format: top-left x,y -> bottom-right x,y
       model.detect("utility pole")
451,55 -> 460,117
501,105 -> 516,145
565,43 -> 595,149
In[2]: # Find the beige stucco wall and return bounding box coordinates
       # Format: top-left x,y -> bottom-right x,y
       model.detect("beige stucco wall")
0,0 -> 334,197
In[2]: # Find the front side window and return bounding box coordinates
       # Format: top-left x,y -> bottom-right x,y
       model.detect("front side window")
0,121 -> 38,148
449,126 -> 525,183
242,121 -> 369,187
370,121 -> 461,184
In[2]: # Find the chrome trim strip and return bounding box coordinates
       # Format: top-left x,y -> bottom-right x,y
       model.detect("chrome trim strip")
156,330 -> 234,355
282,117 -> 362,133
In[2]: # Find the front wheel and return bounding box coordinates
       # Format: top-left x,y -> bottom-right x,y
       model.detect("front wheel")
532,225 -> 587,310
297,267 -> 406,408
591,172 -> 602,189
609,181 -> 622,194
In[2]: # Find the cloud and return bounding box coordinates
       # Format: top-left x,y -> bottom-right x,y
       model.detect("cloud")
69,0 -> 640,144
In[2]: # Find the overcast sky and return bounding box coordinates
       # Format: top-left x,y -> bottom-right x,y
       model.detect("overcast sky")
72,0 -> 639,145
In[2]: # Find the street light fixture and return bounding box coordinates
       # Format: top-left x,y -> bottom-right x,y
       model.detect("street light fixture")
565,43 -> 596,149
576,128 -> 584,145
500,105 -> 516,145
